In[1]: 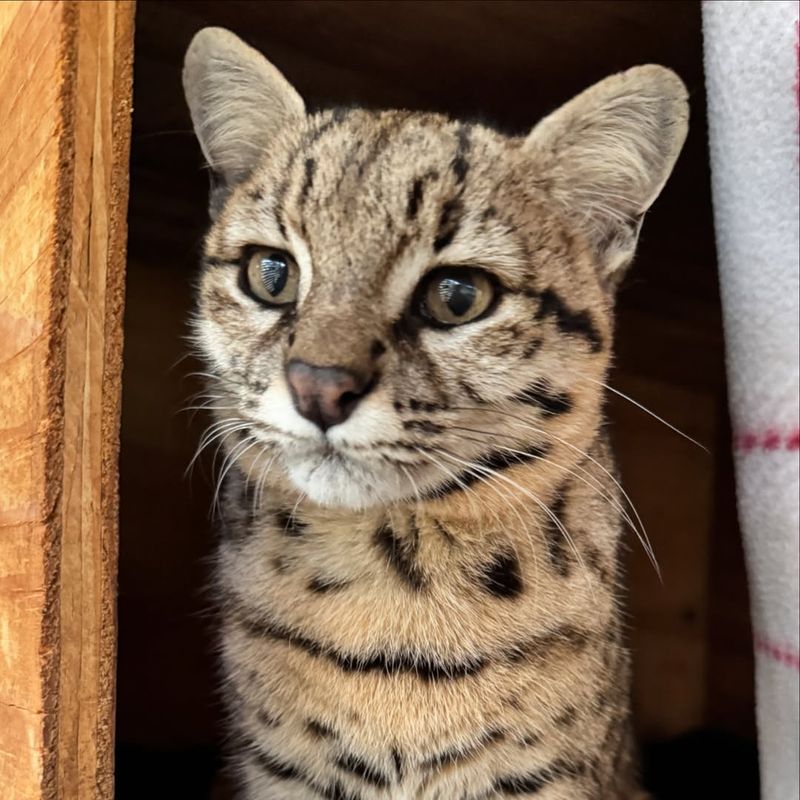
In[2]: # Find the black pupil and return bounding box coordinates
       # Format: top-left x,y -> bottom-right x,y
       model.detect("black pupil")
438,276 -> 476,317
260,252 -> 288,296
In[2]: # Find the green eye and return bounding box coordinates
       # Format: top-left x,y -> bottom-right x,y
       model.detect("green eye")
420,267 -> 495,326
245,248 -> 299,305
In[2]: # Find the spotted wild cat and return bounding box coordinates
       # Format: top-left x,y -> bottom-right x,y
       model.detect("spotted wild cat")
182,27 -> 688,800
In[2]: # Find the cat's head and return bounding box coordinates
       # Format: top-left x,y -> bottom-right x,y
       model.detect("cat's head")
183,27 -> 688,511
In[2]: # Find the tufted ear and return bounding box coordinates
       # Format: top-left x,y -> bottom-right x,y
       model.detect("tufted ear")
183,27 -> 305,217
524,65 -> 689,282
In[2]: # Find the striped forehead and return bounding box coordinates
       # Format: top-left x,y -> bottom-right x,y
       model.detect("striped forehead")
276,112 -> 478,261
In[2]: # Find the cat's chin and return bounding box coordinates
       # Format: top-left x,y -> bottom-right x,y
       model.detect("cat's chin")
283,452 -> 418,510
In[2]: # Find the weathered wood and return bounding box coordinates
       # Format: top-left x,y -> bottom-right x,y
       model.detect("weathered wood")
0,2 -> 134,798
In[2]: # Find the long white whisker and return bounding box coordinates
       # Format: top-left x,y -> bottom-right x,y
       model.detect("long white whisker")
590,378 -> 709,453
429,445 -> 594,598
448,405 -> 660,579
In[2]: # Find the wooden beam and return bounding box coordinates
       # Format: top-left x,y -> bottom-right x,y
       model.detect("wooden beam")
0,2 -> 134,798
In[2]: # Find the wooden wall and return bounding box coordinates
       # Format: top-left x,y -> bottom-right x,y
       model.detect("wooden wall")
0,2 -> 134,799
119,0 -> 755,792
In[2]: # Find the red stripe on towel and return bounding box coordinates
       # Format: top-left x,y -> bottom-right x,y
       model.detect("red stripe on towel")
735,428 -> 800,453
756,637 -> 800,671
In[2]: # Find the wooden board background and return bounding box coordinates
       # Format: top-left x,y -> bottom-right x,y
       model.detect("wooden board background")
0,2 -> 134,798
118,0 -> 755,795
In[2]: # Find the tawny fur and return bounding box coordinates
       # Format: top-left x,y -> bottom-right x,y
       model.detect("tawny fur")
183,27 -> 688,800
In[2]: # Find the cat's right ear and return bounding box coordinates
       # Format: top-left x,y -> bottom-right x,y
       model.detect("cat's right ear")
183,27 -> 305,218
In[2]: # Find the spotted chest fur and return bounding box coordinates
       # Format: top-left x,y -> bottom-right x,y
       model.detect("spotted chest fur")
182,26 -> 688,800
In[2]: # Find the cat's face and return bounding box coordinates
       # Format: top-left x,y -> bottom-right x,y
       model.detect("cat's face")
184,29 -> 688,510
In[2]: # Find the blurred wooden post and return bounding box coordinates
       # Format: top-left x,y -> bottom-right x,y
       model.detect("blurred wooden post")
0,2 -> 134,798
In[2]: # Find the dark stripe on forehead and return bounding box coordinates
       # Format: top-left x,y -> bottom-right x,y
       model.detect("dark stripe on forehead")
433,197 -> 462,252
407,178 -> 425,220
300,157 -> 316,205
452,123 -> 472,184
273,110 -> 349,237
406,168 -> 440,221
356,113 -> 412,178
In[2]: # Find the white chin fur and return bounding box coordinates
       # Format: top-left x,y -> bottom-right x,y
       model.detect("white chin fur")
284,454 -> 414,509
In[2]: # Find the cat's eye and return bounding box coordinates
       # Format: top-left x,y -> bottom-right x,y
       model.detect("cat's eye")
244,248 -> 299,305
419,267 -> 495,327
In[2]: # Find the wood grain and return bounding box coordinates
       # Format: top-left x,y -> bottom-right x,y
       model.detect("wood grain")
0,2 -> 134,798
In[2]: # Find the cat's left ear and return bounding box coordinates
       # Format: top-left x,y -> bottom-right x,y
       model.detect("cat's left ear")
183,27 -> 305,217
524,65 -> 689,282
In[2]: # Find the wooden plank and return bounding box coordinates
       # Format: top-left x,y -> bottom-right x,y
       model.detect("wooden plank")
0,2 -> 134,798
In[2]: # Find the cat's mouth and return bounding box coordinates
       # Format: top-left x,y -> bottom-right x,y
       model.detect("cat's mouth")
276,436 -> 430,509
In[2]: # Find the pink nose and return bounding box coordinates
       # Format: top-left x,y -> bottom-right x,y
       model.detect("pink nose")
286,360 -> 374,431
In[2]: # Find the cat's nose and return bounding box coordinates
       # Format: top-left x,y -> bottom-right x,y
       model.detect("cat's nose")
286,360 -> 375,432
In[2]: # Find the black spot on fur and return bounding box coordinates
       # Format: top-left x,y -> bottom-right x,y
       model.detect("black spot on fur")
426,443 -> 550,499
407,177 -> 425,220
248,187 -> 264,202
478,551 -> 523,598
402,419 -> 444,434
374,520 -> 427,590
307,719 -> 337,740
370,339 -> 386,358
251,748 -> 305,783
271,556 -> 289,574
493,759 -> 586,795
324,781 -> 362,800
512,380 -> 573,416
391,748 -> 404,779
536,289 -> 604,352
300,157 -> 316,204
451,123 -> 471,183
544,491 -> 571,577
334,751 -> 390,788
275,509 -> 307,537
554,706 -> 579,728
309,575 -> 351,594
422,729 -> 505,772
257,708 -> 280,728
460,380 -> 487,404
522,337 -> 543,359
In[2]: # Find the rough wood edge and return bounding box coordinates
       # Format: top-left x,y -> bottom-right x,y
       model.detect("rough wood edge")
41,4 -> 81,796
96,3 -> 136,797
34,2 -> 135,798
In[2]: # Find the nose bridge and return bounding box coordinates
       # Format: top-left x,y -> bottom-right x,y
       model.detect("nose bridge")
289,295 -> 383,374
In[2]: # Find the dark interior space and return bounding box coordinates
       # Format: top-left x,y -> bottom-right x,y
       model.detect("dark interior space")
118,2 -> 758,797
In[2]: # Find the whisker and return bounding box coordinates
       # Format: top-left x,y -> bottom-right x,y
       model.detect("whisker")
447,426 -> 640,540
447,405 -> 660,578
590,378 -> 709,453
429,445 -> 595,598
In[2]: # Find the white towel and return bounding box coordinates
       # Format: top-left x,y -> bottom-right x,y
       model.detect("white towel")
702,2 -> 800,798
